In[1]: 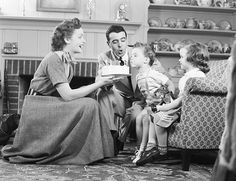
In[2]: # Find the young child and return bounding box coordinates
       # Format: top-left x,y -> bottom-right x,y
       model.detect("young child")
135,42 -> 210,166
130,42 -> 175,163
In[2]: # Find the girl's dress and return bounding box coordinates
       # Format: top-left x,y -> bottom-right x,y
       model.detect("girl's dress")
153,68 -> 205,128
1,52 -> 114,165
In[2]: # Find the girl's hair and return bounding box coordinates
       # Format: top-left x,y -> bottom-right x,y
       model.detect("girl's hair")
133,42 -> 156,66
51,18 -> 81,51
184,42 -> 210,73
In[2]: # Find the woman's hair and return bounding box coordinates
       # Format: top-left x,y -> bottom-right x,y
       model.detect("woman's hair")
51,18 -> 81,51
184,42 -> 210,73
133,42 -> 156,66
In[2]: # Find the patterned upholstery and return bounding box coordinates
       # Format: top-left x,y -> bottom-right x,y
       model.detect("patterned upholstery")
168,94 -> 226,149
167,58 -> 230,170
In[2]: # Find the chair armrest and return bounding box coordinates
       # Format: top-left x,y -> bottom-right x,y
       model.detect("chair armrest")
184,77 -> 227,95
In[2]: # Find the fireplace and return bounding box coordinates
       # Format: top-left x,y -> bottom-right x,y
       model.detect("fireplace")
3,58 -> 97,114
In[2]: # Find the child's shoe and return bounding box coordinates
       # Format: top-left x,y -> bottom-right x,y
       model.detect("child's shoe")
131,146 -> 139,160
136,147 -> 160,166
132,150 -> 144,164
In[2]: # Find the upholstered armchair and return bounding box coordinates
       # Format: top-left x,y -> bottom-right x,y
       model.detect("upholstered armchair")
168,59 -> 230,171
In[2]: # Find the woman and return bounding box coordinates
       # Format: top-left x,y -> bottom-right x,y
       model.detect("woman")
1,18 -> 115,165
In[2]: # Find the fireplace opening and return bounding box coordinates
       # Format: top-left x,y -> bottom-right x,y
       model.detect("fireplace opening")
18,75 -> 95,113
19,75 -> 95,95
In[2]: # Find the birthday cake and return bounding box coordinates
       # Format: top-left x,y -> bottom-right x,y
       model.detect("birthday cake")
101,65 -> 130,76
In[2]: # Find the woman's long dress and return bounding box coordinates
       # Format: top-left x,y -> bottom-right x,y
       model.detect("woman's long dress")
1,96 -> 114,164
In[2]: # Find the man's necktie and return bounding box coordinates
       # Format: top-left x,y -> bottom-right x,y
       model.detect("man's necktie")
119,57 -> 134,92
119,57 -> 125,66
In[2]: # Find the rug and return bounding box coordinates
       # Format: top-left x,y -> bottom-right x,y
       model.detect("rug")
0,142 -> 215,181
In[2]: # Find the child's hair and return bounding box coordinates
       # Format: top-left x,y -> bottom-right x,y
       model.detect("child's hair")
184,42 -> 210,73
51,18 -> 81,51
133,42 -> 156,66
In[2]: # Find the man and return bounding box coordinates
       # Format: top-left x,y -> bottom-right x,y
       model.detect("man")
96,25 -> 168,153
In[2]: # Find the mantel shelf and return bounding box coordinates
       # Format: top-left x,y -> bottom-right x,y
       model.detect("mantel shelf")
155,51 -> 230,58
0,15 -> 142,25
0,16 -> 142,31
149,4 -> 236,13
148,27 -> 236,36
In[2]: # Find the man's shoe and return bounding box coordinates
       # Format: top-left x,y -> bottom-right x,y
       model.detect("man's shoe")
136,147 -> 160,166
110,130 -> 119,156
117,140 -> 124,151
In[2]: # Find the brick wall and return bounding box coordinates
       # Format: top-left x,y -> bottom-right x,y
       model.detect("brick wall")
3,59 -> 98,114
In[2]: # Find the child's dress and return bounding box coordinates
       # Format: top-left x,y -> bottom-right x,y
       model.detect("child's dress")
153,68 -> 206,128
136,68 -> 171,108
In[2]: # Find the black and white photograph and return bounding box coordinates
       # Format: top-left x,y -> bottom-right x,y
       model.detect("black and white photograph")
0,0 -> 236,180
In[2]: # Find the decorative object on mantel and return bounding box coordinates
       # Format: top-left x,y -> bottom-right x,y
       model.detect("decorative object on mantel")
115,2 -> 129,21
2,42 -> 18,54
86,0 -> 96,19
36,0 -> 80,13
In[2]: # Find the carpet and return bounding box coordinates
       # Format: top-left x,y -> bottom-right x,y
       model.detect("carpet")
0,143 -> 215,181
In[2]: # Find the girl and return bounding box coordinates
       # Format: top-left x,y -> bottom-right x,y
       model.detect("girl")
136,42 -> 210,166
130,42 -> 175,163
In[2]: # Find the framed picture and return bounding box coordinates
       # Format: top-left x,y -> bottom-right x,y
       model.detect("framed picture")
37,0 -> 80,13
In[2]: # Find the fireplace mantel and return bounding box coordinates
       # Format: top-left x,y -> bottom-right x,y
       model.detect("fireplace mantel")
0,15 -> 142,31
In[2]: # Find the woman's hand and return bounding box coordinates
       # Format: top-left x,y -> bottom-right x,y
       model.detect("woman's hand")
97,76 -> 114,86
98,76 -> 124,87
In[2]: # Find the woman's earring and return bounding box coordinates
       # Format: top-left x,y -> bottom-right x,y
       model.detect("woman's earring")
64,38 -> 70,44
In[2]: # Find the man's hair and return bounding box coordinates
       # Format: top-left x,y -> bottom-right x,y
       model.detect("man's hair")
106,25 -> 127,42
